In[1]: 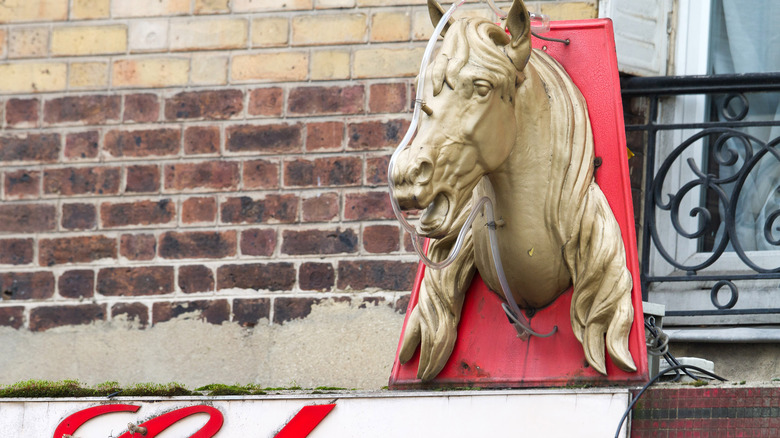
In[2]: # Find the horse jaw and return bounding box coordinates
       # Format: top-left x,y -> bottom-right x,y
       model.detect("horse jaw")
418,192 -> 450,235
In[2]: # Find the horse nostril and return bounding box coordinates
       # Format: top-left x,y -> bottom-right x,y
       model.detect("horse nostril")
413,159 -> 434,184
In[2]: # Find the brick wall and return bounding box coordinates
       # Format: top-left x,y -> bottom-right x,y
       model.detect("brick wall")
0,0 -> 597,386
631,386 -> 780,437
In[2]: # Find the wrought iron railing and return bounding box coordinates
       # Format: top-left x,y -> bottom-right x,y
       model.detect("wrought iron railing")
621,73 -> 780,321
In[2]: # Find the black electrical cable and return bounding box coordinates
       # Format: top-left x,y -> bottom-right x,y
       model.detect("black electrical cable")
613,365 -> 728,438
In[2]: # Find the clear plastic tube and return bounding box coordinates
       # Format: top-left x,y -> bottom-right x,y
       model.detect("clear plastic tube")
386,1 -> 556,338
387,0 -> 467,270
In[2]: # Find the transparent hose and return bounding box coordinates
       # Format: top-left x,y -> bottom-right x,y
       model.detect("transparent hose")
386,1 -> 556,338
387,0 -> 467,270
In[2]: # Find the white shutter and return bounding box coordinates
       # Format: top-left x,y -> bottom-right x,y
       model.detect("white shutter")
599,0 -> 673,76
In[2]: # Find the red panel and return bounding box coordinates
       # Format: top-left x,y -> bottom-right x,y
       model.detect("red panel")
389,19 -> 648,388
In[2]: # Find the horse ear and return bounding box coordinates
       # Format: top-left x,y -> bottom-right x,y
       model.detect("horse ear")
428,0 -> 454,37
504,0 -> 532,71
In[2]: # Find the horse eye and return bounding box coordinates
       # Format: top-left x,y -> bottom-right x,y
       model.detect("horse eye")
474,80 -> 492,97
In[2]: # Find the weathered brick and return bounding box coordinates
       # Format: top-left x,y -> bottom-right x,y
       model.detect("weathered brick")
100,199 -> 175,228
0,204 -> 56,233
232,0 -> 312,12
310,50 -> 350,81
302,192 -> 339,222
0,0 -> 68,23
232,298 -> 270,327
111,302 -> 149,328
273,297 -> 322,324
284,156 -> 362,188
0,133 -> 60,162
220,195 -> 298,224
345,191 -> 393,220
363,224 -> 400,253
111,0 -> 189,17
243,159 -> 279,189
0,307 -> 24,329
0,271 -> 55,300
232,52 -> 308,82
395,293 -> 411,313
113,58 -> 190,88
317,0 -> 355,7
153,299 -> 229,325
39,235 -> 117,266
44,95 -> 120,125
292,13 -> 366,45
5,98 -> 39,127
4,169 -> 40,199
251,17 -> 288,47
217,263 -> 295,291
412,8 -> 432,41
226,124 -> 302,154
337,260 -> 416,291
8,27 -> 49,59
126,165 -> 160,193
178,265 -> 214,293
29,304 -> 106,331
170,18 -> 248,51
369,83 -> 407,113
128,20 -> 168,52
240,228 -> 276,256
165,89 -> 243,120
51,25 -> 126,56
120,233 -> 157,260
306,121 -> 343,151
366,154 -> 389,185
164,161 -> 240,192
190,54 -> 228,85
539,2 -> 598,20
0,62 -> 67,93
182,196 -> 217,223
58,270 -> 94,299
104,128 -> 181,158
43,167 -> 121,196
0,238 -> 34,265
348,119 -> 408,150
354,47 -> 424,78
97,266 -> 174,296
72,0 -> 110,19
184,126 -> 220,155
69,62 -> 109,89
299,262 -> 334,291
61,203 -> 97,230
288,85 -> 364,116
124,94 -> 159,123
64,131 -> 99,160
159,230 -> 237,259
371,11 -> 411,42
248,88 -> 283,117
282,228 -> 358,255
195,0 -> 230,14
357,0 -> 425,6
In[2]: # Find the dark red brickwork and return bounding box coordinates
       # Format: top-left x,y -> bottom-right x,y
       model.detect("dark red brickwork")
630,386 -> 780,437
0,85 -> 416,331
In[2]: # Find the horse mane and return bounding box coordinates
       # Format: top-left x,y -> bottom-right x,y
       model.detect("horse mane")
530,50 -> 636,374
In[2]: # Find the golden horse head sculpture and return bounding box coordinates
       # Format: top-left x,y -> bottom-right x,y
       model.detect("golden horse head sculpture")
390,0 -> 637,381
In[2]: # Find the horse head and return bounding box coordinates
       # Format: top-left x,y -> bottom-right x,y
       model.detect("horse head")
390,0 -> 534,239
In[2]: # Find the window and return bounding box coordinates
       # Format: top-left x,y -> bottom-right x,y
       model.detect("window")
617,0 -> 780,334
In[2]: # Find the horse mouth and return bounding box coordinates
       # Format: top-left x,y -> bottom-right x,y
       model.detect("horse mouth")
418,192 -> 450,235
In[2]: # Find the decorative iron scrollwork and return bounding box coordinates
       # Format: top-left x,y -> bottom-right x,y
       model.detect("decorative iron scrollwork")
621,72 -> 780,317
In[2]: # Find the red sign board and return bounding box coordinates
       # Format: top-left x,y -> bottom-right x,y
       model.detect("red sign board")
390,19 -> 649,388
